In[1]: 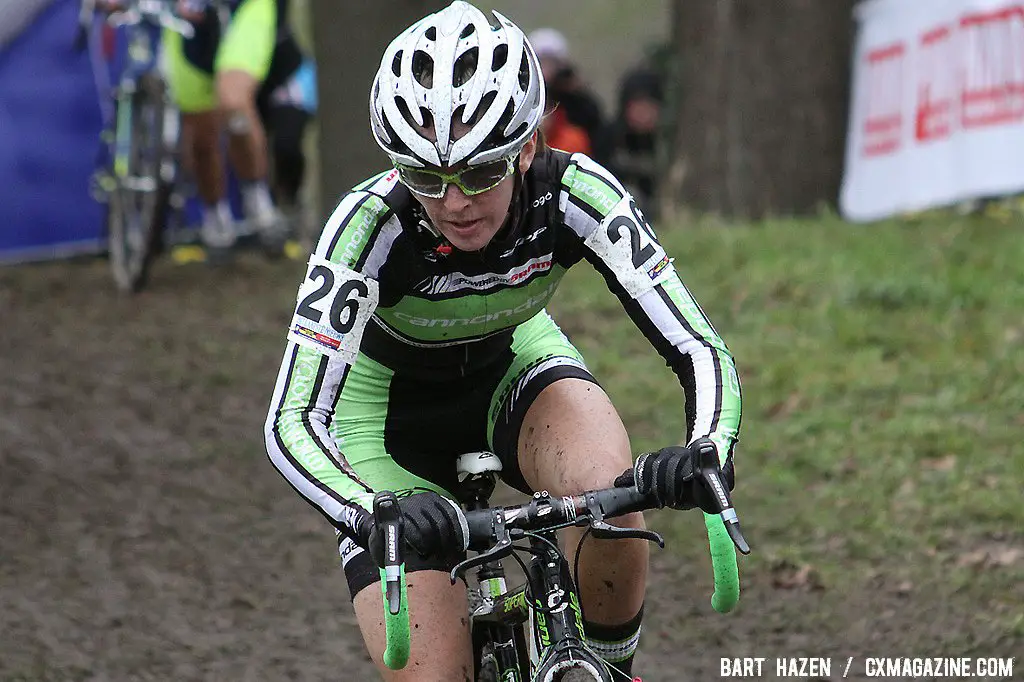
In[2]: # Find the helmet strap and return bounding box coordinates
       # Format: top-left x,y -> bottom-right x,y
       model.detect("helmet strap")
494,155 -> 527,242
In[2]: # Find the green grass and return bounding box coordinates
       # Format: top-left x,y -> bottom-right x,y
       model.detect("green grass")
547,212 -> 1024,594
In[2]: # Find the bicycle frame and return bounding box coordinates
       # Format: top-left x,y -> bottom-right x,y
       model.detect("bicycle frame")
463,486 -> 611,681
106,3 -> 184,192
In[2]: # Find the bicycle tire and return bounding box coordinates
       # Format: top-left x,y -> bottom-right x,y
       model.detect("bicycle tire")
556,670 -> 604,682
107,75 -> 167,292
534,645 -> 611,682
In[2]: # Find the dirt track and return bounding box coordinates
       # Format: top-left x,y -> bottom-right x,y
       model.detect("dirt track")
1,254 -> 1018,682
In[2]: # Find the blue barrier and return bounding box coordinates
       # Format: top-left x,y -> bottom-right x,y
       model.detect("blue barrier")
0,0 -> 106,264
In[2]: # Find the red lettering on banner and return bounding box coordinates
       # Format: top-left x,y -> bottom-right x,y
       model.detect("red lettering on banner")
916,26 -> 956,142
960,6 -> 1024,128
862,42 -> 906,157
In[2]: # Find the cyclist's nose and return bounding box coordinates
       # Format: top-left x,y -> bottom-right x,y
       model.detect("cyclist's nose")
441,182 -> 471,212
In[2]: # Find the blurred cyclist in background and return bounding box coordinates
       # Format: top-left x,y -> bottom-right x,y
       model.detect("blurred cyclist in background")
90,0 -> 313,258
165,0 -> 297,259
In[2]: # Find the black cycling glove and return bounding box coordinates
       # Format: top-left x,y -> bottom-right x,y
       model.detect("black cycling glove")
367,491 -> 469,565
633,437 -> 735,511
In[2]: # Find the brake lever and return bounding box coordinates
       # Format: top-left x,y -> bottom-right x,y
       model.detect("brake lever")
450,535 -> 516,584
373,492 -> 404,614
590,519 -> 665,548
450,507 -> 516,583
694,443 -> 751,555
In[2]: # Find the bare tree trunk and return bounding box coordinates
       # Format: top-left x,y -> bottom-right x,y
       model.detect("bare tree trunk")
665,0 -> 856,218
310,0 -> 444,220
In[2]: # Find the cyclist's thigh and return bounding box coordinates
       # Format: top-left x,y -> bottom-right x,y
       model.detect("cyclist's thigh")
331,351 -> 485,598
215,0 -> 276,82
487,310 -> 606,492
352,570 -> 473,681
162,28 -> 217,113
517,373 -> 632,495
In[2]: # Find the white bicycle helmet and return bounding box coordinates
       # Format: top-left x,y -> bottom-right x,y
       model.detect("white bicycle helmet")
369,1 -> 545,168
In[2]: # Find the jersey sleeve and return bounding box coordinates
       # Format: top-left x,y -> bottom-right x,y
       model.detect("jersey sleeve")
264,189 -> 399,537
558,154 -> 742,464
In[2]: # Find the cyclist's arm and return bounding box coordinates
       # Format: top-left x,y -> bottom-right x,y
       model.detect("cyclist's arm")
264,189 -> 397,538
559,154 -> 742,464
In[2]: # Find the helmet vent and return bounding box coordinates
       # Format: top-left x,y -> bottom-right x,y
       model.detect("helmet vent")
460,23 -> 476,39
456,91 -> 495,127
453,47 -> 478,87
395,98 -> 414,126
491,100 -> 516,142
517,55 -> 530,91
506,121 -> 528,143
381,113 -> 410,155
412,50 -> 434,88
424,26 -> 436,41
491,43 -> 508,71
391,51 -> 403,77
419,108 -> 434,132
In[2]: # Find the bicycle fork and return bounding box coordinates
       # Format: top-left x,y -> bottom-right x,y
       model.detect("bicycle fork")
525,541 -> 609,681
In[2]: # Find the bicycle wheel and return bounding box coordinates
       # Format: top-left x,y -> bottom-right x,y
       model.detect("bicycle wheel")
534,645 -> 611,682
107,74 -> 167,292
542,660 -> 608,682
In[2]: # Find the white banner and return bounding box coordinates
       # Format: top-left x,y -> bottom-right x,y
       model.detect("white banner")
841,0 -> 1024,222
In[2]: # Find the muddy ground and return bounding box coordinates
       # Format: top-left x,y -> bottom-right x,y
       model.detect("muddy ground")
1,254 -> 1019,682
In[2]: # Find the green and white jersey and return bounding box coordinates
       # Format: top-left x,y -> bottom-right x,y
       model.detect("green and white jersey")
265,149 -> 742,537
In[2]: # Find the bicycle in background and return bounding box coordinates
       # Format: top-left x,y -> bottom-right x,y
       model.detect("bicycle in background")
77,0 -> 192,292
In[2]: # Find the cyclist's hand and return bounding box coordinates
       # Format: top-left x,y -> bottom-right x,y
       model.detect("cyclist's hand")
368,491 -> 468,565
633,437 -> 735,511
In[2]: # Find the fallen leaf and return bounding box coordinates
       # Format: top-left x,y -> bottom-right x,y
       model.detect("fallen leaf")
922,454 -> 957,472
898,479 -> 917,496
771,560 -> 825,591
764,392 -> 802,420
989,547 -> 1023,567
956,545 -> 1023,569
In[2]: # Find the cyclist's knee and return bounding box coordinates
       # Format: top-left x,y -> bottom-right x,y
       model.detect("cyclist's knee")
215,70 -> 258,119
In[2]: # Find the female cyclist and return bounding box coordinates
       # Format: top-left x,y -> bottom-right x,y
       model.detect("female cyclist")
264,3 -> 742,679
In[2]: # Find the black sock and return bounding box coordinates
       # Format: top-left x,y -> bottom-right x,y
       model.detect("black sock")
583,603 -> 644,677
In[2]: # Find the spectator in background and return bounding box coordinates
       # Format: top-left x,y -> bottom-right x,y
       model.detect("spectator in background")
539,97 -> 591,154
528,27 -> 603,155
257,52 -> 316,216
597,66 -> 664,215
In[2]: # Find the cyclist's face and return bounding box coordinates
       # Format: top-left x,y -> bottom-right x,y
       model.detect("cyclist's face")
412,133 -> 538,253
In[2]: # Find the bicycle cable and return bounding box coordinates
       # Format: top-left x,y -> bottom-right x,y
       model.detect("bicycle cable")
571,526 -> 594,624
519,530 -> 576,616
